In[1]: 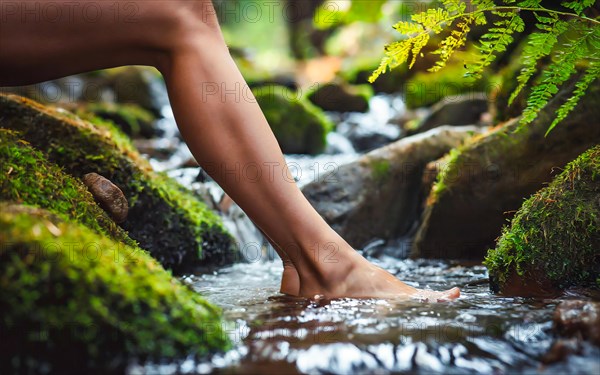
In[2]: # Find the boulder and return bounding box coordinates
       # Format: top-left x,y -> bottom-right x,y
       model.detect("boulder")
552,301 -> 600,346
411,93 -> 489,134
0,203 -> 229,373
0,129 -> 135,246
306,82 -> 372,113
403,63 -> 495,109
0,129 -> 134,247
302,126 -> 484,248
484,145 -> 600,296
0,67 -> 168,117
75,102 -> 161,139
254,85 -> 333,154
105,66 -> 167,117
0,94 -> 234,273
411,82 -> 600,260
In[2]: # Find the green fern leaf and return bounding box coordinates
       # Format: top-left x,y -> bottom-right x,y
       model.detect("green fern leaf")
561,0 -> 596,16
468,11 -> 525,78
430,16 -> 473,72
520,26 -> 597,126
518,0 -> 542,7
509,18 -> 568,105
546,60 -> 600,135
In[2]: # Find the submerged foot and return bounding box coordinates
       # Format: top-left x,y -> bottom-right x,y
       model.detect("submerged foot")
298,253 -> 460,301
280,263 -> 300,296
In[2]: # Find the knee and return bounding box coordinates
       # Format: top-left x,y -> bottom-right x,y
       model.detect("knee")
152,0 -> 225,73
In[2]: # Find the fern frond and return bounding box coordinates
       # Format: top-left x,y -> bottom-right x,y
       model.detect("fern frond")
368,41 -> 412,83
508,17 -> 569,105
561,0 -> 596,16
430,15 -> 473,72
517,0 -> 542,7
410,8 -> 450,29
520,26 -> 597,126
546,60 -> 600,135
468,11 -> 525,79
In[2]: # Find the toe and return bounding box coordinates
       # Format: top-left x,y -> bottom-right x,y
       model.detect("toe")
444,287 -> 460,300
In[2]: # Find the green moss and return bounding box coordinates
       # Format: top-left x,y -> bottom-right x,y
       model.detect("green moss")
254,85 -> 333,154
429,119 -> 521,203
76,102 -> 157,138
0,129 -> 135,247
0,203 -> 230,373
430,148 -> 464,199
484,146 -> 600,292
0,94 -> 234,273
404,64 -> 497,109
371,158 -> 391,183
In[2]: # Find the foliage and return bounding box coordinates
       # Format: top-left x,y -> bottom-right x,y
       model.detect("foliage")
370,0 -> 600,132
314,0 -> 388,29
0,203 -> 230,373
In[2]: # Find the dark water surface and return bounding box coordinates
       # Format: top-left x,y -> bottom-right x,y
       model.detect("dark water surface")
133,256 -> 599,374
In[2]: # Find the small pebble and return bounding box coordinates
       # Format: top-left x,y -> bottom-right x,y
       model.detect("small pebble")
82,172 -> 128,223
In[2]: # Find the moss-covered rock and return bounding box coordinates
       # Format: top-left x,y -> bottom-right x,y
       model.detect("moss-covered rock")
306,82 -> 372,113
0,129 -> 134,247
0,94 -> 234,273
0,203 -> 230,373
484,146 -> 600,296
404,64 -> 496,109
104,66 -> 167,117
302,126 -> 484,248
76,102 -> 160,139
411,81 -> 600,260
254,85 -> 333,155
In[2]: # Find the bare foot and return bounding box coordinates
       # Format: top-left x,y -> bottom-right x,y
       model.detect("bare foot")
298,252 -> 460,301
280,263 -> 300,296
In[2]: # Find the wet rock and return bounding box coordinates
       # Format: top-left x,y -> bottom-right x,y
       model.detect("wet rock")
302,126 -> 484,248
307,82 -> 372,113
542,338 -> 582,364
0,94 -> 234,273
346,130 -> 398,152
411,93 -> 489,135
553,301 -> 600,345
0,203 -> 229,374
82,173 -> 129,223
412,81 -> 600,261
254,85 -> 332,154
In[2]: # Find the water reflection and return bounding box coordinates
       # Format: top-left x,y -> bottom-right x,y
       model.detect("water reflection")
130,259 -> 597,375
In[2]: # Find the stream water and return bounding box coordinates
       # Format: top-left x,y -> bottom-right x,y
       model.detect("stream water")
132,258 -> 600,374
131,89 -> 599,374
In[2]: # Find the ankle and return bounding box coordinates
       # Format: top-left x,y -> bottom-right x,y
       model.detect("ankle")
298,244 -> 363,296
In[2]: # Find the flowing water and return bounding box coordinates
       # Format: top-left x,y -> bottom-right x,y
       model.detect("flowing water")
131,88 -> 599,374
132,257 -> 600,374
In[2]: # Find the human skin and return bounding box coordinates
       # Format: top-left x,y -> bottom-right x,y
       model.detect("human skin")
0,0 -> 459,300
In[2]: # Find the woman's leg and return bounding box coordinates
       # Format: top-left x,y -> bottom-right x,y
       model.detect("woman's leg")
0,0 -> 459,299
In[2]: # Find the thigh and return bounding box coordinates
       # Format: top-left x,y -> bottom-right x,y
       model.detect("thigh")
0,0 -> 195,85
